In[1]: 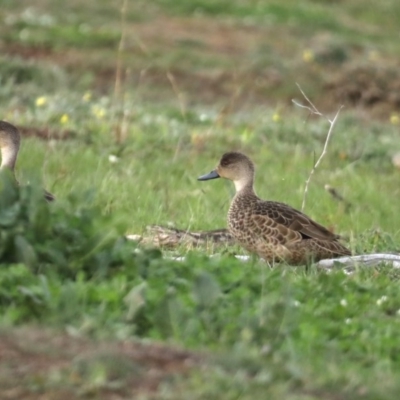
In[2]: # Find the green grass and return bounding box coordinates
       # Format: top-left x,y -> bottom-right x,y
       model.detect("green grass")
0,97 -> 398,398
14,101 -> 400,235
3,0 -> 400,111
1,0 -> 400,398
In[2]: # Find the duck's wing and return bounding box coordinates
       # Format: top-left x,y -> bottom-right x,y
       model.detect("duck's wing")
251,200 -> 339,243
303,236 -> 352,256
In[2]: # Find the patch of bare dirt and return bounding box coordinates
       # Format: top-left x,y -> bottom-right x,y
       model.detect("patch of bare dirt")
3,44 -> 56,60
2,42 -> 91,73
19,126 -> 75,140
3,15 -> 400,117
0,326 -> 203,399
130,16 -> 269,59
325,63 -> 400,118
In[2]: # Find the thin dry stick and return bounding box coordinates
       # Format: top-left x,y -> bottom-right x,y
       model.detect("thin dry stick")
114,0 -> 128,101
113,0 -> 128,143
167,71 -> 186,119
292,83 -> 344,211
166,72 -> 186,162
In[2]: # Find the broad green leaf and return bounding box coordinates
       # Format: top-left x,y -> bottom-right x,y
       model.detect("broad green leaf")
0,202 -> 20,227
154,291 -> 186,338
193,271 -> 221,308
124,282 -> 147,321
0,170 -> 19,209
14,235 -> 38,267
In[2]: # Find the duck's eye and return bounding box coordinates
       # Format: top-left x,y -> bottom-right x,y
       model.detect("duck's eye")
221,157 -> 234,167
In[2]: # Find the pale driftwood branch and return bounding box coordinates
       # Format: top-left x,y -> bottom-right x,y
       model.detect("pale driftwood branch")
239,253 -> 400,273
167,254 -> 400,271
316,254 -> 400,270
126,232 -> 400,271
292,83 -> 344,211
178,254 -> 400,271
232,254 -> 400,270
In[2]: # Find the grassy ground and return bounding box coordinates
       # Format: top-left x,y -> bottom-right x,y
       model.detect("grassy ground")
1,0 -> 400,398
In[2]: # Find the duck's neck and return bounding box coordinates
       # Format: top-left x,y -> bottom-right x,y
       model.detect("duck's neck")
1,145 -> 18,171
233,178 -> 255,194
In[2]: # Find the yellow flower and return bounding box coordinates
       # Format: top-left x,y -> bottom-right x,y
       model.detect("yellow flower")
272,113 -> 281,122
390,114 -> 399,125
91,105 -> 106,119
302,49 -> 314,63
83,91 -> 92,102
35,96 -> 47,107
60,114 -> 69,124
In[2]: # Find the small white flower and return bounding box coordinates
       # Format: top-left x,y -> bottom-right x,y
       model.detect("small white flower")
108,154 -> 119,163
292,300 -> 300,307
199,113 -> 209,122
260,344 -> 271,355
376,295 -> 388,306
340,299 -> 347,307
345,318 -> 351,324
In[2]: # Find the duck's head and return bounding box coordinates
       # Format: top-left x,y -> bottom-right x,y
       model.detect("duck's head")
0,121 -> 21,170
198,151 -> 255,191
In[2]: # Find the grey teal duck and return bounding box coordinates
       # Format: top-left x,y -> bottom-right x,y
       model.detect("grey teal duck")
198,151 -> 351,265
0,120 -> 54,201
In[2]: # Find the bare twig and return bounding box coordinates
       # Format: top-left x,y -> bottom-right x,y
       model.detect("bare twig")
292,83 -> 344,211
166,72 -> 186,162
167,71 -> 186,119
113,0 -> 128,143
114,0 -> 128,102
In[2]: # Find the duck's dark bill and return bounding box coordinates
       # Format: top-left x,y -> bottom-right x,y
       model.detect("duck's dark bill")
197,170 -> 220,181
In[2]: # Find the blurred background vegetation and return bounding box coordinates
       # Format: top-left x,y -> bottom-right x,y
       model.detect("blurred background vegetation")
1,1 -> 400,399
0,0 -> 399,233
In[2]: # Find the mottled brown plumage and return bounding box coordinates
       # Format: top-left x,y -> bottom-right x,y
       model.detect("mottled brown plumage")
198,151 -> 351,265
0,120 -> 54,201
